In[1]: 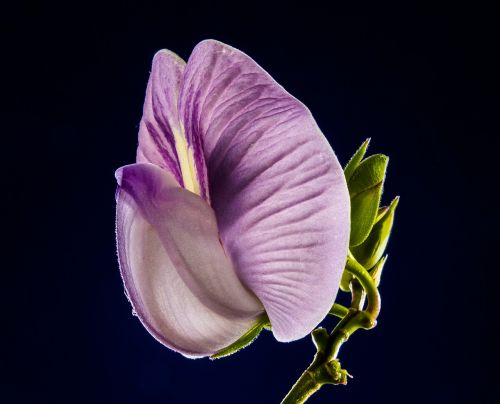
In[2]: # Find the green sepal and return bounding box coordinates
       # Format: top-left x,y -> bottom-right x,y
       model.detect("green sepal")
348,154 -> 388,246
351,196 -> 399,269
369,255 -> 388,287
210,314 -> 269,359
375,205 -> 389,221
344,138 -> 370,182
350,182 -> 382,246
348,154 -> 388,196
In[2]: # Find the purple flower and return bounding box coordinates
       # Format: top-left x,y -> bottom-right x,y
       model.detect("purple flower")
115,40 -> 350,358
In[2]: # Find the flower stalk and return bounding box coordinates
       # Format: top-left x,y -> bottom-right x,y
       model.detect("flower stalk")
281,253 -> 380,404
281,140 -> 398,403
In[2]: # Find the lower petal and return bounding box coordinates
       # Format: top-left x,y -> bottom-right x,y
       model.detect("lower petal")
116,163 -> 263,357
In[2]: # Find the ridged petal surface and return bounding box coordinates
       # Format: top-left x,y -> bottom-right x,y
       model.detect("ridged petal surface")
178,40 -> 350,341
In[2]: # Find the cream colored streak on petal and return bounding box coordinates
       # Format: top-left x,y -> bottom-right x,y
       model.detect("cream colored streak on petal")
173,127 -> 200,195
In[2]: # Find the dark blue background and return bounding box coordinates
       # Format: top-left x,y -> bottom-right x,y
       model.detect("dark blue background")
4,4 -> 496,403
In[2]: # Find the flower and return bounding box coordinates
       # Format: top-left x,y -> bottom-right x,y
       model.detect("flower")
115,40 -> 350,358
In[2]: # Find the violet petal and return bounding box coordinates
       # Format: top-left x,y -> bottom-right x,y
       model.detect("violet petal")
137,50 -> 209,201
179,40 -> 350,341
116,163 -> 263,357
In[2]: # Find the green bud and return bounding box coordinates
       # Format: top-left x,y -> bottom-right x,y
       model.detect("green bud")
210,314 -> 269,359
369,255 -> 388,287
344,138 -> 370,182
351,196 -> 399,269
348,154 -> 389,246
348,154 -> 388,196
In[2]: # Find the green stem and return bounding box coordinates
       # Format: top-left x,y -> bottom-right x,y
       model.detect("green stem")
345,252 -> 381,319
281,369 -> 321,404
281,254 -> 382,403
281,309 -> 365,403
349,279 -> 365,310
329,303 -> 349,318
323,307 -> 377,361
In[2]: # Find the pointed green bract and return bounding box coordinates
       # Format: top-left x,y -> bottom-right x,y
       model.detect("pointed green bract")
348,154 -> 388,246
344,138 -> 370,182
375,205 -> 389,222
348,154 -> 388,197
210,314 -> 269,359
369,255 -> 388,287
341,143 -> 389,287
351,196 -> 399,269
349,182 -> 383,246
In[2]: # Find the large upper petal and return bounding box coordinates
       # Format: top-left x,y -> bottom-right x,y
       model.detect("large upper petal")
179,40 -> 350,341
116,163 -> 263,358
